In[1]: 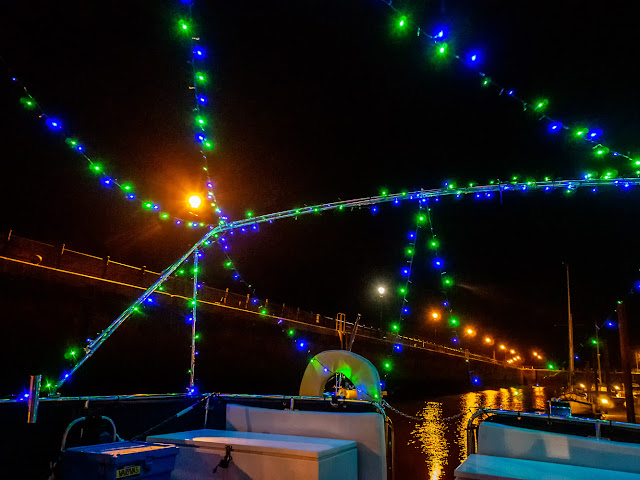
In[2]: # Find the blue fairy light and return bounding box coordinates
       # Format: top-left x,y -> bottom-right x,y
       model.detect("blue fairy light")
100,177 -> 113,187
433,258 -> 444,268
472,376 -> 481,385
193,47 -> 205,58
198,95 -> 207,105
401,267 -> 410,276
549,122 -> 562,132
394,344 -> 402,352
468,50 -> 481,64
588,129 -> 602,140
507,90 -> 515,95
402,306 -> 410,315
408,231 -> 416,240
297,340 -> 306,350
46,118 -> 62,131
371,206 -> 378,214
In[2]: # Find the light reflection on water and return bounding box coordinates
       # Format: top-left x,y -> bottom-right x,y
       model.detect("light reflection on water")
408,402 -> 448,479
401,386 -> 548,479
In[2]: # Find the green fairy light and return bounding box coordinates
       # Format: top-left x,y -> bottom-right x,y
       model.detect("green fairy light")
449,317 -> 459,327
224,261 -> 233,268
417,214 -> 426,224
437,43 -> 448,55
533,98 -> 549,111
246,211 -> 254,218
195,72 -> 207,83
178,19 -> 189,32
398,16 -> 406,27
594,146 -> 610,157
547,363 -> 556,370
405,247 -> 414,256
177,269 -> 185,276
398,286 -> 407,295
574,128 -> 587,138
121,183 -> 133,192
195,116 -> 207,127
380,188 -> 388,196
190,300 -> 197,307
160,212 -> 169,220
442,276 -> 453,287
19,97 -> 36,109
390,323 -> 400,332
591,338 -> 598,345
91,164 -> 102,173
65,138 -> 78,147
429,239 -> 439,249
287,329 -> 295,337
383,361 -> 392,371
260,309 -> 267,315
194,334 -> 200,340
143,202 -> 153,209
482,77 -> 491,87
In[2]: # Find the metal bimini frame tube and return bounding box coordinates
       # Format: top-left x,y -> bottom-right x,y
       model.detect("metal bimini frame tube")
54,178 -> 640,391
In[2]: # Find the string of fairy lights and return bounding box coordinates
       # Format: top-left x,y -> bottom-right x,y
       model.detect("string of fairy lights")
390,205 -> 426,346
38,178 -> 640,394
5,73 -> 210,230
377,0 -> 639,179
175,1 -> 229,225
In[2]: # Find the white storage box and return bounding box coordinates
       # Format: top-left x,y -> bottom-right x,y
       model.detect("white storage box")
147,429 -> 357,480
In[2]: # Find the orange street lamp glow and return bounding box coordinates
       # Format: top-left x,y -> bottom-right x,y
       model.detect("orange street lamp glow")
485,337 -> 492,344
510,349 -> 516,354
431,312 -> 440,320
466,328 -> 475,336
188,195 -> 202,209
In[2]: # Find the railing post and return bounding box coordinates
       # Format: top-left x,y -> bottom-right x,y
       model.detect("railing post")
27,375 -> 41,423
102,255 -> 110,278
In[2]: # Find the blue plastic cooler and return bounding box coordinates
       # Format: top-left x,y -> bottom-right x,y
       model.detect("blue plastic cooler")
61,441 -> 178,480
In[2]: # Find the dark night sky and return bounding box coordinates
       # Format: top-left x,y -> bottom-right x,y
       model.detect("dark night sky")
2,0 -> 640,368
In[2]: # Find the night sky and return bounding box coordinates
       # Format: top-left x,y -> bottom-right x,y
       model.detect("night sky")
2,0 -> 640,369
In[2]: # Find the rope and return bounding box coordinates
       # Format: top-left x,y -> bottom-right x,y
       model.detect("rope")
382,399 -> 472,422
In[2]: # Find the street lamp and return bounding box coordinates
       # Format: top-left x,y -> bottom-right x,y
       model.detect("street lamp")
188,194 -> 202,209
376,286 -> 385,323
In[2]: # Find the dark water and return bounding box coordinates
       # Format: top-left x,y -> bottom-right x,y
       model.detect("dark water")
389,386 -> 549,479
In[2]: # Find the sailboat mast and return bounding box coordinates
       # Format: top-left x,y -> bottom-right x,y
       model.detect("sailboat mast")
565,263 -> 575,389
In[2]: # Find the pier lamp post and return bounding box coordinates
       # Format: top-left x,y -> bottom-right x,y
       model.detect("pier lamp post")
377,286 -> 385,323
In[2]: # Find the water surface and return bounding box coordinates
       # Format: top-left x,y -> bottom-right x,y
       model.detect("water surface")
391,386 -> 549,479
